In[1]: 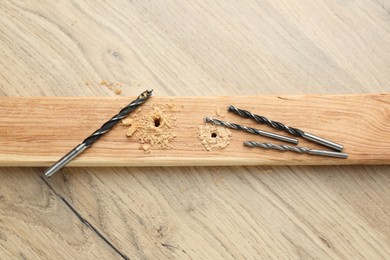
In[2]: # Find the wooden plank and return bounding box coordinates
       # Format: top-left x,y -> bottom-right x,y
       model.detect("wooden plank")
2,0 -> 390,259
0,93 -> 389,166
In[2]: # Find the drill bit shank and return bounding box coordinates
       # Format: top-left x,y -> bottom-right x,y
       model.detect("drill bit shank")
228,105 -> 344,151
44,89 -> 153,177
204,117 -> 299,144
244,141 -> 348,159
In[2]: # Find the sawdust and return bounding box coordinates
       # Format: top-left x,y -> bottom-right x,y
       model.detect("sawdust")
121,117 -> 133,126
198,124 -> 232,151
138,104 -> 177,148
139,144 -> 151,154
122,103 -> 177,152
126,124 -> 138,137
121,117 -> 138,136
99,80 -> 122,95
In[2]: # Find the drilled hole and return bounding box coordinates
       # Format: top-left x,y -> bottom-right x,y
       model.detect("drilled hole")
154,116 -> 161,127
211,132 -> 217,138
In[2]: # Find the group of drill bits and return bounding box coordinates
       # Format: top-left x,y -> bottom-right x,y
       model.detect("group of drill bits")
44,90 -> 346,178
204,105 -> 348,159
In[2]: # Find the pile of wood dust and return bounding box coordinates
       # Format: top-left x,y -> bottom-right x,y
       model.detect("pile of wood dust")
122,103 -> 177,152
138,104 -> 176,148
198,125 -> 232,151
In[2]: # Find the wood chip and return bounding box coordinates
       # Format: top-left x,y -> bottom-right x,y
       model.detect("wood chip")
121,117 -> 133,126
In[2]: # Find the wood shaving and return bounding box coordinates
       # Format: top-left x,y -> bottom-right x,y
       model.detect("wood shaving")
100,80 -> 109,86
121,117 -> 133,126
139,144 -> 151,154
198,125 -> 232,151
126,124 -> 138,137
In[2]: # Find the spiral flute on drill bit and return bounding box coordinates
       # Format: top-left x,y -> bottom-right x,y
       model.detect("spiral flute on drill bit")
228,105 -> 344,151
244,141 -> 348,159
204,117 -> 298,144
44,89 -> 153,178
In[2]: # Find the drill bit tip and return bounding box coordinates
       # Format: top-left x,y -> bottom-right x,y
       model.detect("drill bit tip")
138,89 -> 153,99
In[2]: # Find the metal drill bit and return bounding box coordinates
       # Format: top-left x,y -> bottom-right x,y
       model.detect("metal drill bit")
44,89 -> 153,178
244,141 -> 348,159
228,105 -> 344,151
204,117 -> 299,144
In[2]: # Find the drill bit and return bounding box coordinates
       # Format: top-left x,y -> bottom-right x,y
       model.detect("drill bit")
204,117 -> 298,144
228,105 -> 344,151
44,89 -> 153,178
244,141 -> 348,159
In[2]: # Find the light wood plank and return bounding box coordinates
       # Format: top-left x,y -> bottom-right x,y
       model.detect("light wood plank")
1,0 -> 390,259
0,94 -> 389,167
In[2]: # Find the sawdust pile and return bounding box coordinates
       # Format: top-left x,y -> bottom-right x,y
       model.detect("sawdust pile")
198,124 -> 232,151
121,103 -> 176,152
138,105 -> 176,148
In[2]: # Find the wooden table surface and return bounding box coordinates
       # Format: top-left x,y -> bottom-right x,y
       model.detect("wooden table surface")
1,1 -> 390,259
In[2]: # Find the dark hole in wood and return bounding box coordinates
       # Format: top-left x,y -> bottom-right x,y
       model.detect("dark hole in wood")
154,117 -> 161,127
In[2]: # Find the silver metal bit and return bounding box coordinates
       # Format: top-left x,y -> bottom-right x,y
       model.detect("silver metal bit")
243,141 -> 348,159
204,117 -> 299,144
228,105 -> 344,151
44,89 -> 153,178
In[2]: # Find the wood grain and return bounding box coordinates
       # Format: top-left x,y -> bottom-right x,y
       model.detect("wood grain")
1,0 -> 390,259
1,94 -> 389,167
0,168 -> 122,259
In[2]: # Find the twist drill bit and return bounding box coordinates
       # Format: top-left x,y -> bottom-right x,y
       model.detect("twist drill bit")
228,105 -> 344,151
204,117 -> 298,144
44,89 -> 153,178
244,141 -> 348,159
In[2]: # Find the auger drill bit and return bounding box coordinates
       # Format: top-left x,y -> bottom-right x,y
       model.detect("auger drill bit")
228,105 -> 344,151
204,117 -> 298,144
44,89 -> 153,178
244,141 -> 348,159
